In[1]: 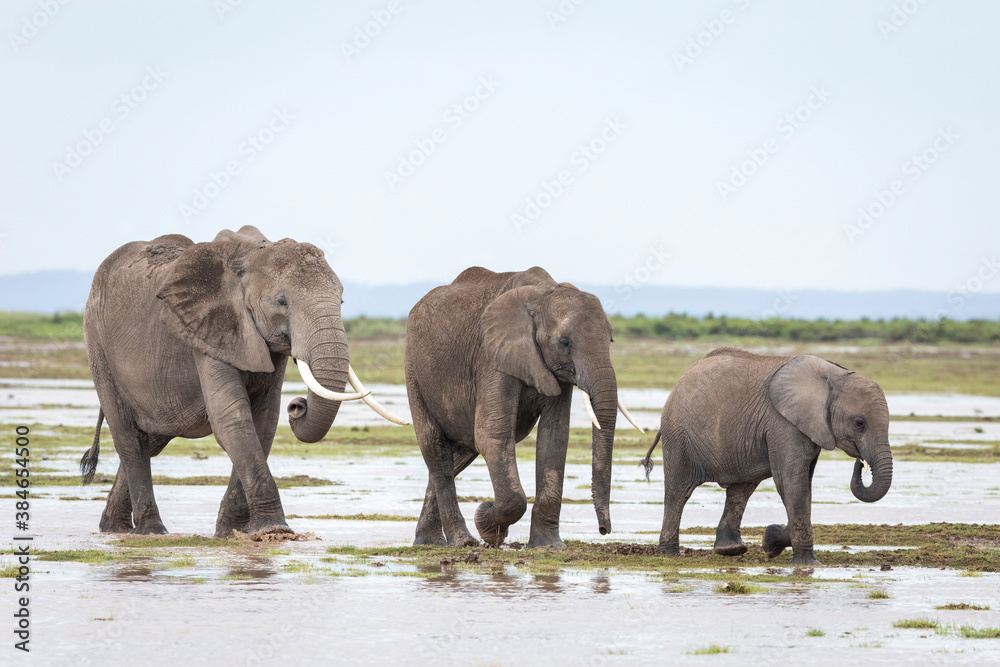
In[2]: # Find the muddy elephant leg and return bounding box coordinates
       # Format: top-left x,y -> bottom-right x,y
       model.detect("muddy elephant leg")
411,389 -> 477,547
215,361 -> 286,538
714,481 -> 759,556
658,433 -> 699,554
99,464 -> 133,533
473,386 -> 526,548
768,457 -> 820,565
528,385 -> 572,548
415,447 -> 478,546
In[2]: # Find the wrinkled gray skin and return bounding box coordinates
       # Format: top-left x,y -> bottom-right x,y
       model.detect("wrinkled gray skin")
406,267 -> 618,549
82,226 -> 351,536
643,347 -> 892,565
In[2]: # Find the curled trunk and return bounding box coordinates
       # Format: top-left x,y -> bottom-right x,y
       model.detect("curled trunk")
288,311 -> 350,443
581,363 -> 618,535
850,447 -> 893,503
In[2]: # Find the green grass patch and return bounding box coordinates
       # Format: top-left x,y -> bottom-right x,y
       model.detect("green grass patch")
867,590 -> 891,599
936,603 -> 990,611
34,550 -> 123,564
679,523 -> 1000,548
714,580 -> 766,595
688,644 -> 730,655
804,629 -> 825,637
893,618 -> 939,630
111,535 -> 240,548
960,626 -> 1000,639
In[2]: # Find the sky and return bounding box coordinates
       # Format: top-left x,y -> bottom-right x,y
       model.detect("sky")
2,0 -> 998,299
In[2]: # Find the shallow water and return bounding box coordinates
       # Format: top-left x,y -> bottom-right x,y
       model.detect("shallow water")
6,382 -> 1000,665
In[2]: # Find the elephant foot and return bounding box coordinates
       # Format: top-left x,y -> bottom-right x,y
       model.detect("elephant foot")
215,516 -> 250,539
762,524 -> 792,559
657,542 -> 680,555
99,514 -> 134,534
713,527 -> 747,556
245,514 -> 293,538
526,533 -> 566,549
790,549 -> 821,566
473,502 -> 509,548
130,519 -> 169,535
413,532 -> 449,546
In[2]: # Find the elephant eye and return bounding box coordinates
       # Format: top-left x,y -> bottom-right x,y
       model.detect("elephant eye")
276,296 -> 288,307
557,336 -> 571,351
854,417 -> 865,430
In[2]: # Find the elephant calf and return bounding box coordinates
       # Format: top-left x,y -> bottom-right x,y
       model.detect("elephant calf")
642,347 -> 893,565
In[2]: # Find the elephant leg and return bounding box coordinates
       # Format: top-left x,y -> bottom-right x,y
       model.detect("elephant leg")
216,362 -> 286,538
473,387 -> 526,548
528,385 -> 572,548
768,457 -> 820,565
658,433 -> 698,554
415,447 -> 478,546
411,389 -> 477,547
197,356 -> 288,536
714,481 -> 758,556
99,464 -> 133,533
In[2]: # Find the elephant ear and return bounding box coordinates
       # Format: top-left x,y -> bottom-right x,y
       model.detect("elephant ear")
768,355 -> 839,450
480,285 -> 561,396
156,242 -> 274,373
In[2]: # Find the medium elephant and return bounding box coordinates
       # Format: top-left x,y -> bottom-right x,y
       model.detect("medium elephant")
79,226 -> 406,536
642,347 -> 892,565
406,266 -> 642,548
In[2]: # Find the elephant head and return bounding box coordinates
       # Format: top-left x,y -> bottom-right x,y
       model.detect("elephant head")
156,225 -> 404,443
481,282 -> 632,534
769,355 -> 892,503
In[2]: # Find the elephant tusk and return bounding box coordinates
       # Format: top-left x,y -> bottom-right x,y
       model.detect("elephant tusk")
347,365 -> 411,426
580,390 -> 601,430
617,399 -> 645,434
861,458 -> 870,476
295,359 -> 369,402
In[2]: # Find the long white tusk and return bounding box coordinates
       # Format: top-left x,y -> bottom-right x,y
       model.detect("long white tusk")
580,390 -> 601,430
348,364 -> 411,426
296,359 -> 369,402
617,400 -> 645,434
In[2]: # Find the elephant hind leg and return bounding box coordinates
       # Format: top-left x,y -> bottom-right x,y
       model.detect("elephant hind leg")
99,465 -> 133,533
657,432 -> 700,554
714,481 -> 758,556
414,447 -> 478,546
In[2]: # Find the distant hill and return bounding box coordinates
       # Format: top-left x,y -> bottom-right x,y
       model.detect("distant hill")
3,270 -> 997,321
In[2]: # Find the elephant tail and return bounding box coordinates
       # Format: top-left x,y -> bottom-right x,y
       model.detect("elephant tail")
640,431 -> 661,480
80,409 -> 103,485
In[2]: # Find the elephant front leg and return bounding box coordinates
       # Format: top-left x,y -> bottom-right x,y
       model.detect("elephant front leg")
198,357 -> 289,537
528,385 -> 572,549
474,387 -> 527,548
770,463 -> 820,565
215,472 -> 251,538
714,481 -> 758,556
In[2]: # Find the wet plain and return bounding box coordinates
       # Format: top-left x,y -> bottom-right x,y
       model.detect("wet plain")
3,379 -> 1000,665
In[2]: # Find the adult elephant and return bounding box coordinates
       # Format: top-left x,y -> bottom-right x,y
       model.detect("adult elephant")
79,226 -> 406,536
642,347 -> 893,565
406,267 -> 642,548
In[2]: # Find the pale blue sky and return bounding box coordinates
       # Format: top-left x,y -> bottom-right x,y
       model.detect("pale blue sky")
2,0 -> 998,295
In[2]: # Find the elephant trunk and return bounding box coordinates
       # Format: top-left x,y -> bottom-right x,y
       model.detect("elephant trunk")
850,445 -> 893,503
580,362 -> 618,535
288,309 -> 350,444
